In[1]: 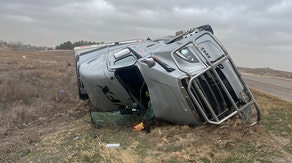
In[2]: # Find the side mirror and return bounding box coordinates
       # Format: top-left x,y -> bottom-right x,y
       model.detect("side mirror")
142,57 -> 155,68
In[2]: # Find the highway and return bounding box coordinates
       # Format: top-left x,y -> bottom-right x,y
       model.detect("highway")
242,74 -> 292,101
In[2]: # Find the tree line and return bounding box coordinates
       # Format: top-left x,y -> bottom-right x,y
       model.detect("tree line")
55,41 -> 103,50
0,40 -> 49,51
0,40 -> 103,51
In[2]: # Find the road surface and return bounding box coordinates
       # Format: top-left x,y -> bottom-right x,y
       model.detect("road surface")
242,74 -> 292,101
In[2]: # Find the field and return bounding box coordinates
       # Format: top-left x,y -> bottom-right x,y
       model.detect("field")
0,49 -> 291,162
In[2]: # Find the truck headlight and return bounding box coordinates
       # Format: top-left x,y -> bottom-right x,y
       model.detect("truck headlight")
176,48 -> 199,63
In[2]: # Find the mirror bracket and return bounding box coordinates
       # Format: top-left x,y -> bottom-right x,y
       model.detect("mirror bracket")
142,57 -> 156,68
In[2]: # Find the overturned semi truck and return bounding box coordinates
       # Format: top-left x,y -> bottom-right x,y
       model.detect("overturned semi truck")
74,25 -> 261,127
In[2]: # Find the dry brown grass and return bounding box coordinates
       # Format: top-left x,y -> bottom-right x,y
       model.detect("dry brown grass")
0,49 -> 84,162
0,49 -> 291,162
238,67 -> 292,79
20,90 -> 292,162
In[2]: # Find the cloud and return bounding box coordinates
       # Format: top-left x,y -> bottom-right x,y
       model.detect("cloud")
0,0 -> 291,71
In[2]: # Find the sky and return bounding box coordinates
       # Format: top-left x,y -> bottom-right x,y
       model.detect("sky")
0,0 -> 291,71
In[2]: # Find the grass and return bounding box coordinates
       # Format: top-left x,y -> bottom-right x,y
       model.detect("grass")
22,91 -> 292,162
0,49 -> 291,162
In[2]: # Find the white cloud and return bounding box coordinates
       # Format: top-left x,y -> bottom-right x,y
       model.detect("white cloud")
0,0 -> 291,71
1,15 -> 36,23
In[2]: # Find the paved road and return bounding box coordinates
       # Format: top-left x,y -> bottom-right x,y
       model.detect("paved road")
242,74 -> 292,101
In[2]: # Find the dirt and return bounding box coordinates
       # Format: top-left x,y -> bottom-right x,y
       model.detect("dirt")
0,49 -> 291,162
